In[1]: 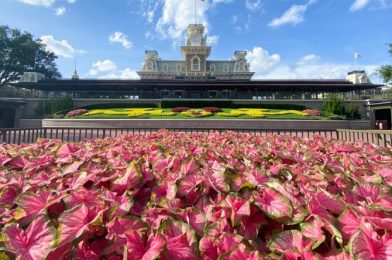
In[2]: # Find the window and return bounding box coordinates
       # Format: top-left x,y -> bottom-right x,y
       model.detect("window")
162,64 -> 169,72
146,61 -> 153,71
176,64 -> 183,72
191,56 -> 200,71
224,64 -> 229,72
239,61 -> 245,71
210,64 -> 216,72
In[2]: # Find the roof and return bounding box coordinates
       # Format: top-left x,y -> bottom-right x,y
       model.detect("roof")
368,100 -> 392,107
12,78 -> 383,93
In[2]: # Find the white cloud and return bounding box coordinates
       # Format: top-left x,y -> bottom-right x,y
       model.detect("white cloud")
16,0 -> 55,7
109,32 -> 133,49
89,60 -> 117,76
156,0 -> 210,41
99,68 -> 140,80
54,6 -> 66,15
206,35 -> 219,46
68,0 -> 77,3
297,54 -> 320,66
350,0 -> 370,11
268,0 -> 316,28
212,0 -> 233,3
247,46 -> 378,80
231,14 -> 254,32
245,0 -> 262,11
268,4 -> 307,28
40,35 -> 76,58
247,47 -> 281,74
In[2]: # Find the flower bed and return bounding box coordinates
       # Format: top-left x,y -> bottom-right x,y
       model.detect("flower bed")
0,132 -> 391,259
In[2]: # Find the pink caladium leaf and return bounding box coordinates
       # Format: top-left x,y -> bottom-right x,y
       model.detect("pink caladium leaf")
300,218 -> 325,249
125,232 -> 165,260
323,250 -> 350,260
57,204 -> 103,246
268,230 -> 315,259
57,143 -> 80,157
238,204 -> 266,240
151,181 -> 177,201
253,188 -> 293,223
7,156 -> 29,170
165,234 -> 199,260
225,195 -> 251,226
349,223 -> 392,259
64,187 -> 104,209
205,161 -> 230,193
338,208 -> 362,242
107,216 -> 148,240
17,190 -> 66,222
112,161 -> 143,195
315,189 -> 345,215
4,216 -> 55,260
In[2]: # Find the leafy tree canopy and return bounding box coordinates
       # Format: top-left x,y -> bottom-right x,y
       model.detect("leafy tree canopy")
0,24 -> 61,87
378,43 -> 392,84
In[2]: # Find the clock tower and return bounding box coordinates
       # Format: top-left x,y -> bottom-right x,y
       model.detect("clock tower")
181,24 -> 211,74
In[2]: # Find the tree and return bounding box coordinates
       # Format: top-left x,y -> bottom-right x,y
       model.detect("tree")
378,43 -> 392,84
0,24 -> 61,87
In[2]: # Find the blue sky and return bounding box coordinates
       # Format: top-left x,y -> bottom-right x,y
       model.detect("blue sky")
0,0 -> 391,82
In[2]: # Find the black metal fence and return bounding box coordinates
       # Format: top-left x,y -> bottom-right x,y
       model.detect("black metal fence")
1,128 -> 391,147
336,129 -> 392,147
1,128 -> 338,145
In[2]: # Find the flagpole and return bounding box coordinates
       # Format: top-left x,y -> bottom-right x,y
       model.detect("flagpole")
195,0 -> 197,24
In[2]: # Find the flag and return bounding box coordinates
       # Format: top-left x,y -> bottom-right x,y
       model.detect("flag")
354,52 -> 361,59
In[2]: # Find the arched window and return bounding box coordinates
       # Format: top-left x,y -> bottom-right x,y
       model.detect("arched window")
224,64 -> 229,72
210,64 -> 216,72
146,61 -> 153,71
191,56 -> 200,71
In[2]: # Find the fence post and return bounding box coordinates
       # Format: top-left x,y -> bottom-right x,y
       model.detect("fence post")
1,129 -> 6,143
336,130 -> 340,140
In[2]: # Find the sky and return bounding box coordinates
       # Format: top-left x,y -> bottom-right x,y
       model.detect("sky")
0,0 -> 391,82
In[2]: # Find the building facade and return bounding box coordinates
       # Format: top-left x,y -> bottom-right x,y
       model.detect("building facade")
137,24 -> 254,80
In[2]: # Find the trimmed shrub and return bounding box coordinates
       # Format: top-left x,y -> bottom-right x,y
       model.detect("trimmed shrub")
303,109 -> 322,116
203,107 -> 222,113
172,107 -> 191,112
161,100 -> 232,108
66,109 -> 88,117
231,103 -> 307,110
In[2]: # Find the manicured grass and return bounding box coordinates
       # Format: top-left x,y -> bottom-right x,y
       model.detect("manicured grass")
64,108 -> 331,120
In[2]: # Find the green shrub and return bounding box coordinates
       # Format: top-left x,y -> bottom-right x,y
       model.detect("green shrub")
346,103 -> 361,120
322,95 -> 346,116
160,100 -> 232,108
80,102 -> 159,110
35,97 -> 74,118
231,103 -> 307,110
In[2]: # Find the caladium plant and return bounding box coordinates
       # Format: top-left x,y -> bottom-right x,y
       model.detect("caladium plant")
0,131 -> 391,259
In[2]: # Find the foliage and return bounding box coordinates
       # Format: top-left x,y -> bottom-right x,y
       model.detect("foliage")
203,107 -> 222,113
79,102 -> 158,110
378,43 -> 392,83
161,100 -> 232,108
0,24 -> 61,87
303,109 -> 322,116
66,109 -> 88,117
0,132 -> 391,259
35,97 -> 74,118
180,109 -> 212,118
346,103 -> 361,120
172,107 -> 191,112
230,103 -> 307,110
322,95 -> 346,117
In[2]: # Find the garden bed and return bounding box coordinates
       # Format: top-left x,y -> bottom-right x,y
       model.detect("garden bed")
0,132 -> 391,259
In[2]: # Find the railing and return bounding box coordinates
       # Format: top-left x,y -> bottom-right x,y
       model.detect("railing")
1,128 -> 391,147
337,129 -> 392,147
0,128 -> 338,145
